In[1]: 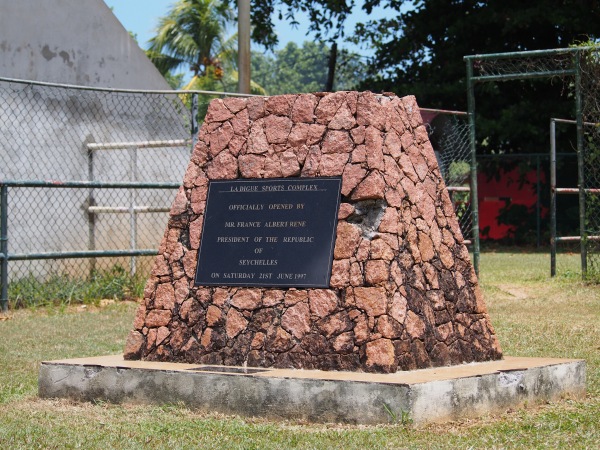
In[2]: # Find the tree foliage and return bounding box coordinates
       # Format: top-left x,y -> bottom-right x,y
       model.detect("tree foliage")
355,0 -> 600,153
251,41 -> 367,95
227,0 -> 354,90
226,0 -> 353,49
147,0 -> 236,79
245,0 -> 600,152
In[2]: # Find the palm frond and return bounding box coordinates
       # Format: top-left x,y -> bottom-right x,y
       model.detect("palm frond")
147,0 -> 235,76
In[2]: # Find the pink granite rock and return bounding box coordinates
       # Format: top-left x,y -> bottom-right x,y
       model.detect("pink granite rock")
246,97 -> 266,120
156,326 -> 170,346
288,123 -> 310,147
364,127 -> 385,170
417,231 -> 435,262
266,94 -> 295,116
282,302 -> 311,339
132,304 -> 147,330
365,338 -> 396,371
189,216 -> 203,250
228,134 -> 246,156
263,290 -> 285,307
292,94 -> 317,123
206,305 -> 222,327
341,164 -> 367,196
238,154 -> 265,178
190,185 -> 207,214
405,311 -> 426,339
365,260 -> 389,285
379,208 -> 399,234
330,259 -> 351,288
318,311 -> 352,337
337,203 -> 355,220
145,310 -> 171,328
182,251 -> 197,279
207,151 -> 238,179
123,331 -> 144,358
354,287 -> 387,317
125,91 -> 502,374
205,99 -> 234,122
267,327 -> 294,353
284,290 -> 308,306
231,289 -> 262,310
334,222 -> 361,259
332,332 -> 354,353
321,130 -> 353,154
377,315 -> 403,339
329,102 -> 356,130
280,151 -> 301,177
208,122 -> 234,156
351,126 -> 366,145
309,290 -> 338,317
212,288 -> 229,306
170,188 -> 188,216
370,239 -> 395,261
307,124 -> 327,145
350,171 -> 386,200
320,153 -> 349,176
264,115 -> 293,144
223,97 -> 247,114
350,262 -> 364,286
154,283 -> 175,310
226,308 -> 249,338
389,292 -> 408,324
263,153 -> 283,178
315,91 -> 346,124
356,92 -> 387,130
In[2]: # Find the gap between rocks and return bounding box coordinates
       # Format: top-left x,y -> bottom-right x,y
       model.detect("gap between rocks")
344,199 -> 387,240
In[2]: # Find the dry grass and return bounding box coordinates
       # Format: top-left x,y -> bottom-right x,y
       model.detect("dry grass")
0,251 -> 598,449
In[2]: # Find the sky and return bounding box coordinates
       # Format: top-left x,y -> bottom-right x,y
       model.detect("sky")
103,1 -> 391,67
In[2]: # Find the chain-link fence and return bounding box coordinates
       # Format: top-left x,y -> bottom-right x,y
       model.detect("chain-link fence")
0,77 -> 259,310
422,108 -> 473,243
1,77 -> 477,310
0,78 -> 191,281
478,152 -> 581,249
550,118 -> 594,275
579,49 -> 600,279
466,46 -> 600,280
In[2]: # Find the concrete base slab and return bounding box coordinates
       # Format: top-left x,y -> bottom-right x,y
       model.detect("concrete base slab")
39,356 -> 586,425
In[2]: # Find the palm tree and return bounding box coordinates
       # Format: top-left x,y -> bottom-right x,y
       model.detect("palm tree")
146,0 -> 235,82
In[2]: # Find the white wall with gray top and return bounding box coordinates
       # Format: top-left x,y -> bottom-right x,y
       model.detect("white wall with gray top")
0,0 -> 170,89
0,0 -> 192,282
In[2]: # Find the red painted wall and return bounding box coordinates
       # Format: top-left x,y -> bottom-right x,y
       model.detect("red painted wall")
478,166 -> 544,240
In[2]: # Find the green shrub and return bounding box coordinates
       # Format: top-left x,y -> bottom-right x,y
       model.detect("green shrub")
7,265 -> 145,309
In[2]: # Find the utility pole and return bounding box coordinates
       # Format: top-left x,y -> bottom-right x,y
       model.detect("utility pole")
238,0 -> 251,94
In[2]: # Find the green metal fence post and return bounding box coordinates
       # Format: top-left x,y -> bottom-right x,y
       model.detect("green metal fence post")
465,58 -> 481,275
550,119 -> 557,276
536,154 -> 541,248
575,50 -> 587,279
86,137 -> 97,277
1,184 -> 8,313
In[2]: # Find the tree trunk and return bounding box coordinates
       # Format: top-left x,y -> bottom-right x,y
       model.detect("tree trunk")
325,42 -> 337,92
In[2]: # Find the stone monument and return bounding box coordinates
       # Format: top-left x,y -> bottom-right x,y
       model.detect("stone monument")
123,91 -> 502,373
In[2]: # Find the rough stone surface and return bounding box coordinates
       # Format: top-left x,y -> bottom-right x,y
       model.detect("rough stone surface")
123,91 -> 502,373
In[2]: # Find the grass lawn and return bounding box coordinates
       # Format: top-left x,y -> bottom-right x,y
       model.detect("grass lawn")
0,251 -> 598,449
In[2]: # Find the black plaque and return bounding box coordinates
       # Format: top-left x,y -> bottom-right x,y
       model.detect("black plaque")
194,177 -> 342,288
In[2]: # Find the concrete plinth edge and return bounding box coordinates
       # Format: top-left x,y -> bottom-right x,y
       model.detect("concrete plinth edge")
38,355 -> 585,425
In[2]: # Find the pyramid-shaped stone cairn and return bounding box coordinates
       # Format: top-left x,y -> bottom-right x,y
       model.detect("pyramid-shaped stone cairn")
124,91 -> 502,373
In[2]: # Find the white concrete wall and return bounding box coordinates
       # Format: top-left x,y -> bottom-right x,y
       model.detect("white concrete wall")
0,0 -> 170,89
0,82 -> 192,280
0,0 -> 192,281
